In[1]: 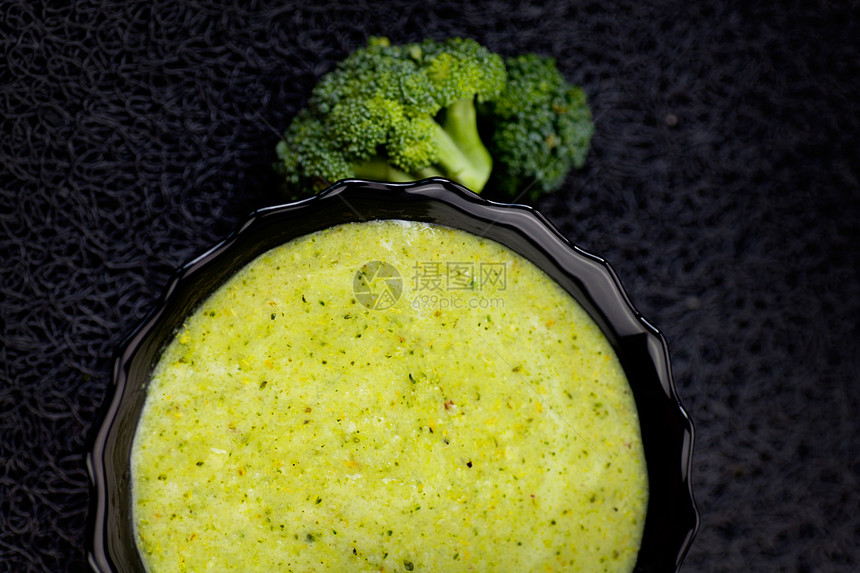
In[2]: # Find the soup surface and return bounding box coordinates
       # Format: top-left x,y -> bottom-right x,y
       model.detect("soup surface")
131,220 -> 648,572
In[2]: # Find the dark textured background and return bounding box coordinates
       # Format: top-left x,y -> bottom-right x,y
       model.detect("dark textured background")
1,1 -> 858,571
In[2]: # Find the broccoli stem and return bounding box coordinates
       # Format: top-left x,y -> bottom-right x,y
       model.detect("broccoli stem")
351,98 -> 491,191
353,157 -> 443,182
434,98 -> 493,192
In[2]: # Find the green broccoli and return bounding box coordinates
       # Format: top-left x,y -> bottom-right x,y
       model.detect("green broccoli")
481,53 -> 595,199
275,37 -> 593,198
276,36 -> 506,195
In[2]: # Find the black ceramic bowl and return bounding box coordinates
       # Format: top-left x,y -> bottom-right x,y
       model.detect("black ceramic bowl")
87,178 -> 698,572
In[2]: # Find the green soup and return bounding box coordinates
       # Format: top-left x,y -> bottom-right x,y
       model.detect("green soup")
131,220 -> 648,572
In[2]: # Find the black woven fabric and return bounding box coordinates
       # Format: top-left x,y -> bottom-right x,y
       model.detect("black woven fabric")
2,1 -> 858,571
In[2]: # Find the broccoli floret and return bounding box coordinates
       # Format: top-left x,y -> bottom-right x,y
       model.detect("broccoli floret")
276,36 -> 506,195
275,38 -> 594,198
481,53 -> 594,199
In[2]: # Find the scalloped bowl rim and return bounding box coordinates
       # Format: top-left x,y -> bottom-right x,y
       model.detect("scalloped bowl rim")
86,178 -> 698,572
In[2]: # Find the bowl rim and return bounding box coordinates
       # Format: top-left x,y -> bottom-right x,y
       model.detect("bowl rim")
86,177 -> 698,572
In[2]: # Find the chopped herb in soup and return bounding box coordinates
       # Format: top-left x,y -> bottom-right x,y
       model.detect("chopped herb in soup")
131,220 -> 648,572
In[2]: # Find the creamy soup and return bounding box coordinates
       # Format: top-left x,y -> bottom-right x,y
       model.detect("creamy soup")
131,220 -> 648,572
